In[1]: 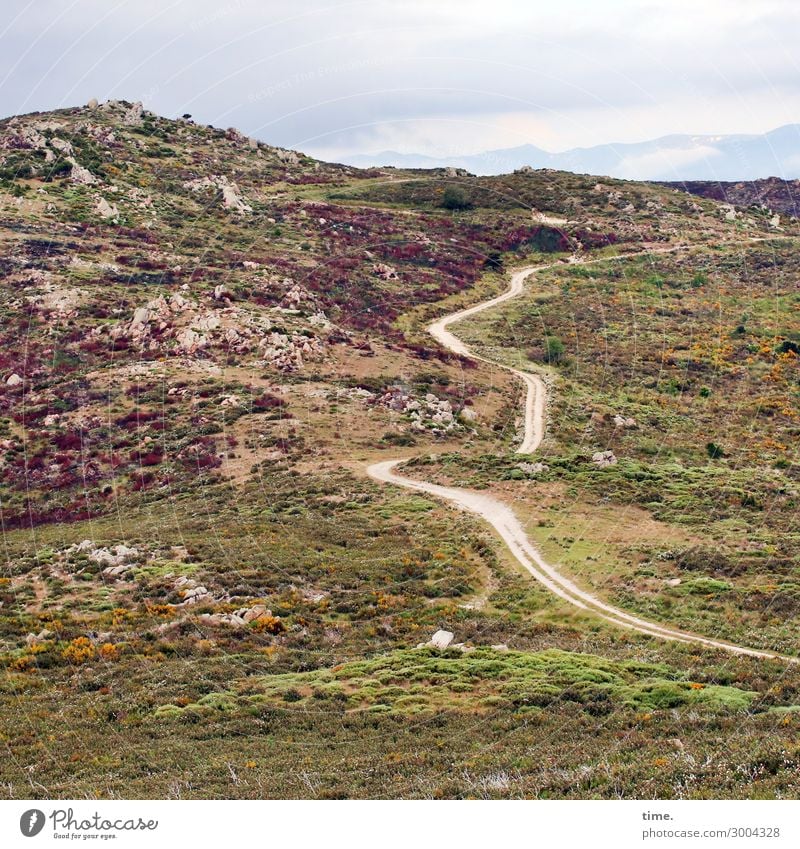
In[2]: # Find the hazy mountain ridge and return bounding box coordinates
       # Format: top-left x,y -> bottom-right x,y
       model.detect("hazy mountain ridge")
338,124 -> 800,181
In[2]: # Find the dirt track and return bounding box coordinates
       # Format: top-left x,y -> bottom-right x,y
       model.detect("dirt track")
368,250 -> 796,663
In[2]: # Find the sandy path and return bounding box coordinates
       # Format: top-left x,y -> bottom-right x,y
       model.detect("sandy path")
429,263 -> 553,452
368,248 -> 796,662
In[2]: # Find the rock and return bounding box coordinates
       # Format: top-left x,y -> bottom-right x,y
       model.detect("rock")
198,612 -> 245,628
89,543 -> 140,570
184,175 -> 251,214
69,161 -> 96,185
372,263 -> 398,280
96,197 -> 119,221
460,407 -> 478,423
248,137 -> 258,150
5,373 -> 23,387
666,578 -> 682,587
275,148 -> 300,166
87,98 -> 99,109
612,414 -> 636,429
242,604 -> 270,623
221,181 -> 251,213
175,327 -> 206,354
592,450 -> 617,468
123,101 -> 144,126
491,643 -> 509,651
428,629 -> 454,650
517,461 -> 548,476
195,313 -> 221,332
50,137 -> 74,156
130,306 -> 150,329
23,630 -> 55,647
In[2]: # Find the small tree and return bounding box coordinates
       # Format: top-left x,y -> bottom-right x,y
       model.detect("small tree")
544,335 -> 565,363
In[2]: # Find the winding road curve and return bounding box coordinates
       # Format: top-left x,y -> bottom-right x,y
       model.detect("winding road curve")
367,249 -> 796,663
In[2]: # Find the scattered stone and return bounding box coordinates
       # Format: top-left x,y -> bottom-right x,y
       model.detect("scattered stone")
5,373 -> 23,387
592,450 -> 617,468
612,414 -> 637,429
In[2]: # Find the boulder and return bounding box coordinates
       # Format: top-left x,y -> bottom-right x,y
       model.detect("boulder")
5,373 -> 23,387
429,629 -> 454,650
130,306 -> 150,329
96,197 -> 119,221
592,450 -> 617,468
69,161 -> 96,185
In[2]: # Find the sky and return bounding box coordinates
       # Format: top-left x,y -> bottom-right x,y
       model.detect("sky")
1,0 -> 798,161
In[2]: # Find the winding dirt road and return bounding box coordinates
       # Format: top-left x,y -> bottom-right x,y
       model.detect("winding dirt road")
367,251 -> 796,662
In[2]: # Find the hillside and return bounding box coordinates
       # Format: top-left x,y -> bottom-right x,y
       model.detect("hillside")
1,101 -> 799,800
661,176 -> 800,220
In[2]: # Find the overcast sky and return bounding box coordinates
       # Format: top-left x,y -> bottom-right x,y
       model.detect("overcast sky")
1,0 -> 798,160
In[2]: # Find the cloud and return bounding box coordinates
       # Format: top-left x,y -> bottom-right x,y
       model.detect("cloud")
0,0 -> 797,158
615,144 -> 724,181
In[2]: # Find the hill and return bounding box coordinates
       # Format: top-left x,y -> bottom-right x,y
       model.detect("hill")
1,101 -> 799,800
660,176 -> 800,219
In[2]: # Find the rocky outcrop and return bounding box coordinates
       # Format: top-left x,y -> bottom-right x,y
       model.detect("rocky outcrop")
123,101 -> 144,126
184,175 -> 252,213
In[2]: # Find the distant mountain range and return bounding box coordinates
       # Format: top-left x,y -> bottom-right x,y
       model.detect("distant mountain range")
338,124 -> 800,181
